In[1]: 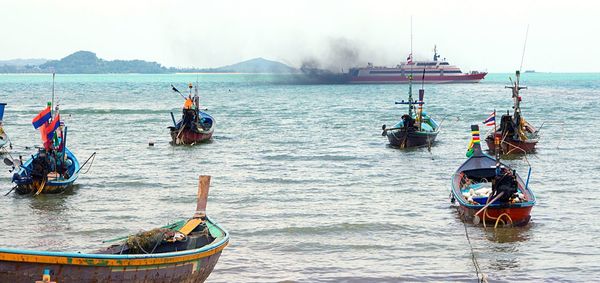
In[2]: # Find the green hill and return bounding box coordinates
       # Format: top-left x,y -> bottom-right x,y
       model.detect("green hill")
40,51 -> 168,73
0,52 -> 297,74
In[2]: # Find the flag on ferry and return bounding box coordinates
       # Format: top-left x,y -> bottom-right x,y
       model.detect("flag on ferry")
45,114 -> 60,141
407,53 -> 413,64
483,111 -> 495,126
32,107 -> 51,129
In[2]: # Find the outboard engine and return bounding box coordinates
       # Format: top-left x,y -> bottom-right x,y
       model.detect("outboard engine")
30,151 -> 50,181
492,171 -> 518,203
500,114 -> 517,140
182,109 -> 197,130
402,114 -> 416,130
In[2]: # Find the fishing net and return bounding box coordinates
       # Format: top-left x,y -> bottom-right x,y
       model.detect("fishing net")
126,228 -> 173,254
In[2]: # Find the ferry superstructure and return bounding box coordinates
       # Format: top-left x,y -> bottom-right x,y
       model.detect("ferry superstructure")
348,46 -> 486,84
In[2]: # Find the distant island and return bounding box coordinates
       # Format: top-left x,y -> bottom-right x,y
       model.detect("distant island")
0,51 -> 298,74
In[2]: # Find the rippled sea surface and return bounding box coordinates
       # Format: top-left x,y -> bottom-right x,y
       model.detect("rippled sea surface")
0,73 -> 599,282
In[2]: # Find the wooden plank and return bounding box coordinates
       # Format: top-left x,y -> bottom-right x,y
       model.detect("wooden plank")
178,218 -> 202,236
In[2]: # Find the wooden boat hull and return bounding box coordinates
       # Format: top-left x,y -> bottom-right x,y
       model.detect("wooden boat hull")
451,170 -> 536,227
0,218 -> 228,283
0,251 -> 222,283
386,130 -> 438,148
485,136 -> 538,154
15,181 -> 73,195
455,203 -> 533,226
170,128 -> 213,145
13,148 -> 80,195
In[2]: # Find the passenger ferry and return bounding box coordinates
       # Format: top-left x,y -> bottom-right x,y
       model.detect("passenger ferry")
348,46 -> 486,84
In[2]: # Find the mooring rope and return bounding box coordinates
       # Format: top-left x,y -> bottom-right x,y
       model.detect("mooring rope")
80,153 -> 96,174
458,207 -> 488,283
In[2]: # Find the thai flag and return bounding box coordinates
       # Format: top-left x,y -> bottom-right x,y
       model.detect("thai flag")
483,112 -> 495,126
45,114 -> 60,140
407,53 -> 413,64
32,107 -> 51,129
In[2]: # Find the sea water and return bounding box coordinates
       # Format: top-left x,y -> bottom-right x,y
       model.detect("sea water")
0,72 -> 599,281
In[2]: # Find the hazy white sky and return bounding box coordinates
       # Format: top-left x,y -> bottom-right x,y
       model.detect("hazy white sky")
1,0 -> 598,72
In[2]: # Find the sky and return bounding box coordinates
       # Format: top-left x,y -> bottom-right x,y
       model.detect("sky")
0,0 -> 598,72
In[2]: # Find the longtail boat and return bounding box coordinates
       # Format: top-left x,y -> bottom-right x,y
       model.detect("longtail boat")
0,103 -> 10,154
0,175 -> 229,282
381,73 -> 439,148
450,125 -> 536,227
168,83 -> 215,145
5,74 -> 85,195
485,70 -> 540,154
11,147 -> 80,195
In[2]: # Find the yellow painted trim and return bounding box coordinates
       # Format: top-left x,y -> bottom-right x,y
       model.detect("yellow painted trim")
0,240 -> 228,267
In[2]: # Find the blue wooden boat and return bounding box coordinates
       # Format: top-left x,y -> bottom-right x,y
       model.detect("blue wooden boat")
7,75 -> 85,195
11,147 -> 80,195
0,176 -> 228,283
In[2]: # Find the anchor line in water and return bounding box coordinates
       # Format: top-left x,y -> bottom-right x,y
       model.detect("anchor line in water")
457,207 -> 487,283
76,152 -> 97,175
81,153 -> 96,174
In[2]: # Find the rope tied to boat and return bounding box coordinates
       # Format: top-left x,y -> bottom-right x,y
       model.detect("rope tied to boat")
78,152 -> 97,174
494,213 -> 513,229
457,206 -> 488,283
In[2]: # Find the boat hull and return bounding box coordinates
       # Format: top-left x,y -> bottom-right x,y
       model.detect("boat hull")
451,170 -> 535,227
0,250 -> 223,283
15,181 -> 73,195
387,130 -> 438,148
455,203 -> 533,226
0,218 -> 228,283
350,72 -> 486,84
170,128 -> 213,145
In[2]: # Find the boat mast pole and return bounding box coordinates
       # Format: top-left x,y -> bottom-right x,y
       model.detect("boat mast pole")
516,26 -> 528,139
519,25 -> 529,73
494,109 -> 499,162
514,71 -> 522,139
408,77 -> 413,117
408,16 -> 413,117
51,72 -> 55,118
410,16 -> 413,63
